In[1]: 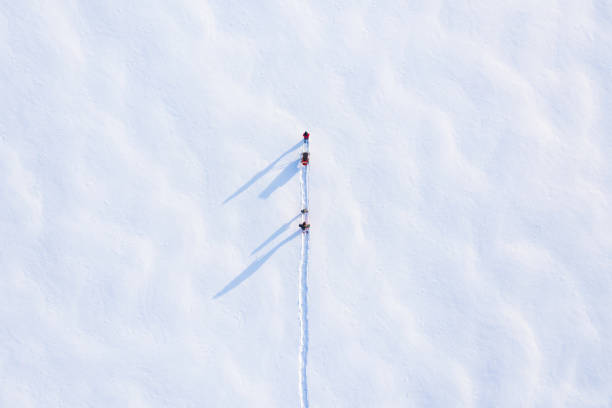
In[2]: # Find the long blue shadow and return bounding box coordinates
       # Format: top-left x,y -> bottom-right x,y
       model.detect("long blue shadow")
214,230 -> 301,299
223,141 -> 302,204
259,160 -> 300,199
251,214 -> 301,255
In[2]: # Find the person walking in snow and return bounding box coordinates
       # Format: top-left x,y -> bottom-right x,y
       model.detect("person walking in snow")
299,221 -> 310,231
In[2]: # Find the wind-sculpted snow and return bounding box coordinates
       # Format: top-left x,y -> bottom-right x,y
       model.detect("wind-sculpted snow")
2,0 -> 612,406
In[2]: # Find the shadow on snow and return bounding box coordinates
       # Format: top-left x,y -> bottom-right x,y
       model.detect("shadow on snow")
223,141 -> 301,204
251,213 -> 301,255
213,230 -> 301,299
259,160 -> 300,199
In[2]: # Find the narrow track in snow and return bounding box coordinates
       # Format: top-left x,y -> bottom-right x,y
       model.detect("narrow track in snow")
298,138 -> 310,408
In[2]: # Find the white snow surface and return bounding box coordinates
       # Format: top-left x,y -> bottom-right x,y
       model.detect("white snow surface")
2,1 -> 612,406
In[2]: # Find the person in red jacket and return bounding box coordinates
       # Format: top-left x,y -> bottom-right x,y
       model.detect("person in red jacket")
303,131 -> 309,140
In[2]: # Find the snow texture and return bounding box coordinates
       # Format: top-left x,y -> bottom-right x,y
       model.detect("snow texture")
299,231 -> 310,408
299,142 -> 310,408
2,0 -> 612,407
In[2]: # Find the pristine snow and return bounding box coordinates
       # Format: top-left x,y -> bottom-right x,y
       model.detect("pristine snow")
2,1 -> 612,406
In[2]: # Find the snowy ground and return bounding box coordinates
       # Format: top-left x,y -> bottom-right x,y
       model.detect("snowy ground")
2,1 -> 612,406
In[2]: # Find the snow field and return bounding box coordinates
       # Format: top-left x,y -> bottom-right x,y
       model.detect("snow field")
1,0 -> 612,406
